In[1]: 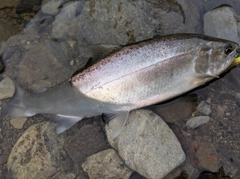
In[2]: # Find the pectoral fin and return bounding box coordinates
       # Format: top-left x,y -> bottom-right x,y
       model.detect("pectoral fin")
54,114 -> 83,134
104,111 -> 129,139
188,76 -> 213,86
89,44 -> 122,59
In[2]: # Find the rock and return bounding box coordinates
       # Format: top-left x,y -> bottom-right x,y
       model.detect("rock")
203,6 -> 240,43
41,0 -> 69,15
52,172 -> 76,179
0,19 -> 19,43
7,122 -> 73,179
76,0 -> 200,45
82,149 -> 133,179
0,60 -> 3,72
0,0 -> 20,8
0,78 -> 15,100
10,118 -> 28,129
186,116 -> 211,129
106,109 -> 186,179
16,40 -> 72,92
129,172 -> 147,179
16,0 -> 42,13
197,100 -> 212,115
52,1 -> 86,40
154,94 -> 198,123
189,137 -> 219,172
64,124 -> 109,166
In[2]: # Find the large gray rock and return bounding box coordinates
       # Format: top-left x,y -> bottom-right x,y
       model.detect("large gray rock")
106,109 -> 186,179
52,1 -> 86,40
76,0 -> 200,45
203,6 -> 240,43
82,149 -> 133,179
7,122 -> 74,179
16,40 -> 72,92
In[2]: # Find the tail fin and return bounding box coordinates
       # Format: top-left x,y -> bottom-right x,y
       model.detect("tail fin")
7,82 -> 35,118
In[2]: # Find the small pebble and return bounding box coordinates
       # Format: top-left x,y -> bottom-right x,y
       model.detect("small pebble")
10,118 -> 28,129
0,78 -> 15,100
186,116 -> 211,129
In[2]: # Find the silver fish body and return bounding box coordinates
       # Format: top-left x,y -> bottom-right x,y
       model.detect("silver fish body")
72,34 -> 239,110
8,34 -> 240,137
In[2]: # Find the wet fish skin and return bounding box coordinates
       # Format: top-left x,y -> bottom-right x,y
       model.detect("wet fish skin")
7,34 -> 240,138
71,34 -> 239,110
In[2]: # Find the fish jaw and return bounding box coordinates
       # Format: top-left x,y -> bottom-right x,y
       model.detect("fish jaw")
194,41 -> 239,78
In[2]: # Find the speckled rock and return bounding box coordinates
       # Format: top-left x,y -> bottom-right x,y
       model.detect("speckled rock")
186,116 -> 211,129
0,78 -> 15,100
7,122 -> 73,179
106,109 -> 186,179
82,149 -> 133,179
204,6 -> 240,43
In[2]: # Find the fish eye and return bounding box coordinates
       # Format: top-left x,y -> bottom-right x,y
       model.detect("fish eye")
224,44 -> 234,55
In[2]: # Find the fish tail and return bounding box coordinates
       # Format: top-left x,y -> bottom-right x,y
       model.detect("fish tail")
7,82 -> 35,118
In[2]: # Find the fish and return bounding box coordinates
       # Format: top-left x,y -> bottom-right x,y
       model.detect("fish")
7,34 -> 240,139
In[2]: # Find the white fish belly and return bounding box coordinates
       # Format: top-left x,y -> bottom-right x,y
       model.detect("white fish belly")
83,53 -> 197,110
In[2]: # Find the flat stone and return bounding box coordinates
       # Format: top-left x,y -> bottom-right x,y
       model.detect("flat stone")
203,6 -> 240,43
186,116 -> 211,129
0,78 -> 15,100
82,149 -> 133,179
106,109 -> 186,179
10,118 -> 28,129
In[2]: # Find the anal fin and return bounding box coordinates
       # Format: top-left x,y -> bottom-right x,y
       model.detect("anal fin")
104,111 -> 129,139
54,114 -> 82,134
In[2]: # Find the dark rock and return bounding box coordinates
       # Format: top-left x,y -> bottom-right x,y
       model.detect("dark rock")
197,167 -> 231,179
189,137 -> 219,172
0,0 -> 19,8
16,0 -> 42,13
129,172 -> 147,179
0,19 -> 19,43
0,59 -> 3,72
64,124 -> 109,166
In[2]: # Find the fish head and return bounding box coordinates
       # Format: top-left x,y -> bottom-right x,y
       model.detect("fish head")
194,39 -> 239,78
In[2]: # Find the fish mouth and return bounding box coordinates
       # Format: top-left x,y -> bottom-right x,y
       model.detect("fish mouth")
223,46 -> 240,72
